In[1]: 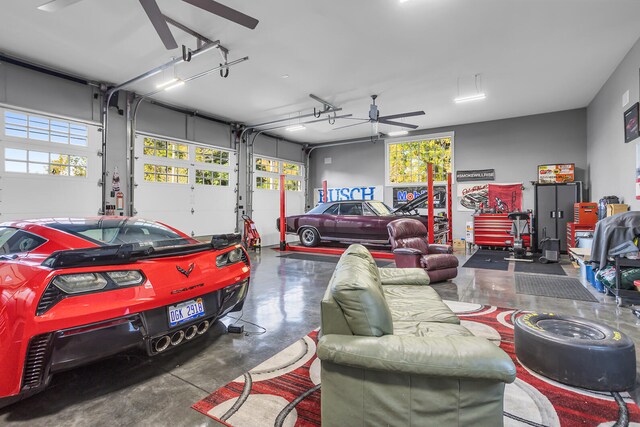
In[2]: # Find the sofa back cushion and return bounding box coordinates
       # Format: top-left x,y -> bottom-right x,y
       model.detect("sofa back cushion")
387,219 -> 429,254
330,254 -> 393,337
343,244 -> 382,288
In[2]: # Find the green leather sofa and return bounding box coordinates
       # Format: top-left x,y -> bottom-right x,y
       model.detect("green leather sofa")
317,244 -> 516,427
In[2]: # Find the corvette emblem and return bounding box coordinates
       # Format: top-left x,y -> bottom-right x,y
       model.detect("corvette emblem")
176,263 -> 195,278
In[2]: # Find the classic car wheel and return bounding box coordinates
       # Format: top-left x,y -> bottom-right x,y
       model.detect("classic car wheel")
299,228 -> 320,247
514,313 -> 636,391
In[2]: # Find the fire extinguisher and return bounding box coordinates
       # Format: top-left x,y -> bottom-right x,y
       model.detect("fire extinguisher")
116,191 -> 124,211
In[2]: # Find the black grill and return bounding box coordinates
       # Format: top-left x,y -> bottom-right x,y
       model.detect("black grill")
241,250 -> 249,266
22,334 -> 53,390
36,284 -> 65,315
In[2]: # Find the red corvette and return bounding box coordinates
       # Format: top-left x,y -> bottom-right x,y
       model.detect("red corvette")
0,217 -> 250,408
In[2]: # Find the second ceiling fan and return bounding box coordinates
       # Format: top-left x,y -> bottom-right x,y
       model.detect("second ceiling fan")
334,95 -> 425,131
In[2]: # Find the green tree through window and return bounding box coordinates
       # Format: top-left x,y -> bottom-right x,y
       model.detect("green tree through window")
389,137 -> 452,183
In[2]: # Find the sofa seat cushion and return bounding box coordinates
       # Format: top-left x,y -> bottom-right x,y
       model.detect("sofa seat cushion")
331,256 -> 394,337
383,285 -> 460,324
420,253 -> 459,271
393,321 -> 473,338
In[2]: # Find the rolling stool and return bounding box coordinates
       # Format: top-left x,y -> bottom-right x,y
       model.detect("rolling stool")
505,211 -> 532,262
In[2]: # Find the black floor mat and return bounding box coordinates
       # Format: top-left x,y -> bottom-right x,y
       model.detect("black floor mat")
515,274 -> 598,302
278,253 -> 392,267
462,250 -> 510,271
514,259 -> 567,276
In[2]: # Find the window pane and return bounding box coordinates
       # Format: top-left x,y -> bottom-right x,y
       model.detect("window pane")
29,151 -> 49,163
5,161 -> 27,173
5,148 -> 27,161
29,163 -> 49,174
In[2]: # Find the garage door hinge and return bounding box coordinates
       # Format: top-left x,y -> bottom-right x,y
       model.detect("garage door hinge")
97,151 -> 103,157
97,179 -> 103,187
191,208 -> 195,214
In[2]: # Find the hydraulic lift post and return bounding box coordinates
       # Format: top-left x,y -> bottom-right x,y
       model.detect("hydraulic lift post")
447,172 -> 453,244
322,180 -> 328,203
279,174 -> 286,251
428,163 -> 435,244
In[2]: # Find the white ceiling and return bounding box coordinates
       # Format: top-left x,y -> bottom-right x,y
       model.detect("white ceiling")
2,0 -> 640,143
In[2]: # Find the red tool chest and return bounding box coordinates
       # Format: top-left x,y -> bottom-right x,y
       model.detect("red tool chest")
473,213 -> 531,248
574,203 -> 598,225
566,223 -> 595,248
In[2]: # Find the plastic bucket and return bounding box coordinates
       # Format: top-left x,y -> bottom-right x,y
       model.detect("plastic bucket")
585,265 -> 595,286
594,279 -> 606,293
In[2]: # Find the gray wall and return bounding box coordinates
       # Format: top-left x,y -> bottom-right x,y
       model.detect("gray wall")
587,36 -> 640,210
310,109 -> 587,239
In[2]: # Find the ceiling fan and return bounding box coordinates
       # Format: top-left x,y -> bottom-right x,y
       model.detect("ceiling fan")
37,0 -> 259,50
333,95 -> 425,131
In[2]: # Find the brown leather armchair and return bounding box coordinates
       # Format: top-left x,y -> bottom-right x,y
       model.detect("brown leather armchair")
387,218 -> 459,282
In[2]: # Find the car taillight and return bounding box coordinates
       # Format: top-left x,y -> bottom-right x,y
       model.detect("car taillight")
37,270 -> 147,315
216,247 -> 244,268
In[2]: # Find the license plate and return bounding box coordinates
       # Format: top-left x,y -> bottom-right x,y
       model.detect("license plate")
168,298 -> 205,327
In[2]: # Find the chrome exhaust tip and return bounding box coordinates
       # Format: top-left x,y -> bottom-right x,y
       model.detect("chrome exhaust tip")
154,335 -> 171,353
185,325 -> 198,340
196,320 -> 210,335
170,330 -> 185,346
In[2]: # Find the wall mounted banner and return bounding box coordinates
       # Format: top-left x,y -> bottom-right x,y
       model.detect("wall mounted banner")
456,169 -> 495,182
456,183 -> 489,212
487,183 -> 522,212
392,186 -> 446,209
314,186 -> 383,205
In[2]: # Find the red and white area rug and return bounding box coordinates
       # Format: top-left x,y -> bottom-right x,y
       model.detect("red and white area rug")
192,302 -> 640,426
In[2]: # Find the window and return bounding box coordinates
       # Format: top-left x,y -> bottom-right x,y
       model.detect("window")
255,158 -> 279,173
143,137 -> 189,160
195,170 -> 229,186
362,204 -> 376,216
285,179 -> 301,191
195,147 -> 229,165
323,204 -> 340,215
340,203 -> 363,216
388,136 -> 452,183
4,148 -> 87,177
4,111 -> 88,146
0,227 -> 46,254
283,163 -> 300,176
256,176 -> 279,190
143,164 -> 188,184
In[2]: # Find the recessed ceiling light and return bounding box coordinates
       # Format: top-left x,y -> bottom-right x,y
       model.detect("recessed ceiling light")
454,93 -> 486,103
164,81 -> 185,91
285,124 -> 306,132
387,130 -> 409,137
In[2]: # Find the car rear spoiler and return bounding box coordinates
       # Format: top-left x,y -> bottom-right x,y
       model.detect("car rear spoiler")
42,233 -> 242,269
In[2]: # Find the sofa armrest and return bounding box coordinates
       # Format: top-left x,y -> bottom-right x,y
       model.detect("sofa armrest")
392,248 -> 422,268
378,268 -> 430,286
317,334 -> 516,383
428,244 -> 453,255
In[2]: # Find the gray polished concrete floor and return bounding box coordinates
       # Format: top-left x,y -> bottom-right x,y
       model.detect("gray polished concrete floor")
0,247 -> 638,426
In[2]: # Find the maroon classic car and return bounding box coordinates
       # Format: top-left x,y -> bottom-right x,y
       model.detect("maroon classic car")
279,195 -> 448,247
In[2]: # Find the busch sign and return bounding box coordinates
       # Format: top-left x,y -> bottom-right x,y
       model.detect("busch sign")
314,186 -> 383,204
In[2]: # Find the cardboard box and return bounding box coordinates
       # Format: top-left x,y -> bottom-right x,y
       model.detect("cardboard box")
452,239 -> 465,249
606,204 -> 630,217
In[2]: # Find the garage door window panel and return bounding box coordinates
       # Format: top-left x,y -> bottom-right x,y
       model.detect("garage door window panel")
4,148 -> 87,177
144,164 -> 189,184
196,169 -> 229,186
4,111 -> 88,147
143,137 -> 189,160
195,147 -> 229,166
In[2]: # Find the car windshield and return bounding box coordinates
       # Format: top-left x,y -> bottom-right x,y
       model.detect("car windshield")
0,227 -> 47,255
47,218 -> 193,247
367,201 -> 393,216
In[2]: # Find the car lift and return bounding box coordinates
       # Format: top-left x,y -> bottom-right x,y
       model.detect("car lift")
277,164 -> 454,260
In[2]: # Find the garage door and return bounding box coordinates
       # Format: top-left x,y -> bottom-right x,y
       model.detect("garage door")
134,133 -> 237,237
0,108 -> 100,221
252,156 -> 305,246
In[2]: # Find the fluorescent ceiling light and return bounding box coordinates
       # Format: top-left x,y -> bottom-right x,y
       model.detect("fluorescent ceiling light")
163,81 -> 185,91
387,130 -> 408,137
285,125 -> 306,132
156,78 -> 178,89
454,93 -> 486,103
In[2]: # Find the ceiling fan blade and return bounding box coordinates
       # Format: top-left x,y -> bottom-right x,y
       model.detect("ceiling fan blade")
378,119 -> 419,129
182,0 -> 259,29
333,121 -> 369,131
378,111 -> 425,121
139,0 -> 178,50
37,0 -> 83,12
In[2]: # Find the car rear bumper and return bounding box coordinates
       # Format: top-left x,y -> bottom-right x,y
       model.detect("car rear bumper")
1,278 -> 249,408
